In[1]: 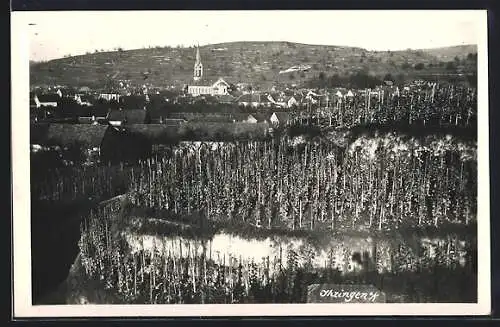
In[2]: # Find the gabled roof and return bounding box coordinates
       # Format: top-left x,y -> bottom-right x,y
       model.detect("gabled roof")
249,113 -> 270,123
31,123 -> 109,147
212,78 -> 230,88
36,94 -> 60,103
271,112 -> 291,123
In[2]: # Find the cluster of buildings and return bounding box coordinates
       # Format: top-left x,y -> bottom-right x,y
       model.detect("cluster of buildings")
31,44 -> 429,129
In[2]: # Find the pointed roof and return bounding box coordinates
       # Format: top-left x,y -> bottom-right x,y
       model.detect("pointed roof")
250,113 -> 270,123
195,46 -> 202,65
271,112 -> 291,123
212,77 -> 230,88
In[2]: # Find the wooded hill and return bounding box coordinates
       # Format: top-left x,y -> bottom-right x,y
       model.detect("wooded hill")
30,42 -> 477,89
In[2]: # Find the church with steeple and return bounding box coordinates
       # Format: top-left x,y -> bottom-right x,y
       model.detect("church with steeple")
186,45 -> 230,97
193,46 -> 203,82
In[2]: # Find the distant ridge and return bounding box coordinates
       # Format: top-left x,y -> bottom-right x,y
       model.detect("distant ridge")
30,41 -> 477,89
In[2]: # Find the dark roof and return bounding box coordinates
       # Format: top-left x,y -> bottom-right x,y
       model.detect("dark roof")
119,95 -> 148,110
250,113 -> 270,123
79,95 -> 95,103
272,112 -> 292,123
31,123 -> 109,147
269,93 -> 283,101
37,94 -> 60,103
232,113 -> 252,122
237,93 -> 272,103
147,94 -> 165,103
230,90 -> 243,98
217,94 -> 236,103
108,109 -> 147,124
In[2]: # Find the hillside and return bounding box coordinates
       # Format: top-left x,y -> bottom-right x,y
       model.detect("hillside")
29,42 -> 477,90
421,44 -> 478,61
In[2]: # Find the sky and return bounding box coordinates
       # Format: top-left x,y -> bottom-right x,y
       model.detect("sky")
14,10 -> 485,62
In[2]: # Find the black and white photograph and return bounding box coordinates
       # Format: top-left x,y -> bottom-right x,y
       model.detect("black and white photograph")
12,10 -> 490,316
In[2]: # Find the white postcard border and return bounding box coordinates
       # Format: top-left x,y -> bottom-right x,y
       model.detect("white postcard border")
11,10 -> 491,317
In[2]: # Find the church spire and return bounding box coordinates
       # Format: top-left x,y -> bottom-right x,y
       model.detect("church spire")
195,45 -> 201,65
193,44 -> 203,82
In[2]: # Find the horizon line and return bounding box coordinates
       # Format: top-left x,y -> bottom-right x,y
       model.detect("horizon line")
29,41 -> 478,63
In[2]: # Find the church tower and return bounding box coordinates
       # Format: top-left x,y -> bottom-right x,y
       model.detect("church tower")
193,45 -> 203,82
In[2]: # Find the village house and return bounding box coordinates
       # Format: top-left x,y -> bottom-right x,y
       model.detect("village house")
74,94 -> 94,106
246,113 -> 270,124
99,93 -> 121,102
330,89 -> 355,101
304,90 -> 322,105
236,83 -> 252,93
33,93 -> 62,108
31,123 -> 152,165
269,112 -> 292,127
268,93 -> 300,109
237,93 -> 274,108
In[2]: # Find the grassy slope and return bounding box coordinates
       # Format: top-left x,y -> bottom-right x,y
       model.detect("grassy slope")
420,45 -> 478,61
30,42 -> 477,89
